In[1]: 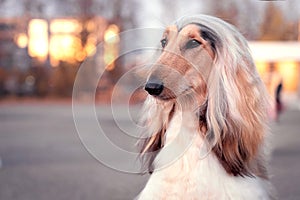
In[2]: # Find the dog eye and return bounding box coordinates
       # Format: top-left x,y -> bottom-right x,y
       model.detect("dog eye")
186,39 -> 202,49
160,38 -> 167,48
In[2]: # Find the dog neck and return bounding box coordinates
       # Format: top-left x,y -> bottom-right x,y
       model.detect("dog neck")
151,101 -> 211,171
139,96 -> 208,173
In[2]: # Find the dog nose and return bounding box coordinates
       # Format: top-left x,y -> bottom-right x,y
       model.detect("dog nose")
145,78 -> 164,96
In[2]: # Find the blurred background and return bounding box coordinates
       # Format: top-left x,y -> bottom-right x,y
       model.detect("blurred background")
0,0 -> 299,100
0,0 -> 300,200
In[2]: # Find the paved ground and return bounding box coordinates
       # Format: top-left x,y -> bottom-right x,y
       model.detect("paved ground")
0,102 -> 299,200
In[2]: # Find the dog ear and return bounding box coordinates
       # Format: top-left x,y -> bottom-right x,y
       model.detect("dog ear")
205,39 -> 270,177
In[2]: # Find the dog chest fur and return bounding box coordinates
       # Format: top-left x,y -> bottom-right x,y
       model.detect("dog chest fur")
137,111 -> 271,200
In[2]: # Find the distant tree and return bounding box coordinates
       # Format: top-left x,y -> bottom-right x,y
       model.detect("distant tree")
205,0 -> 262,40
91,0 -> 138,31
259,3 -> 298,41
92,0 -> 139,83
206,0 -> 238,26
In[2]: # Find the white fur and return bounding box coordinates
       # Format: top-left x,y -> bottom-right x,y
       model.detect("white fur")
137,109 -> 272,200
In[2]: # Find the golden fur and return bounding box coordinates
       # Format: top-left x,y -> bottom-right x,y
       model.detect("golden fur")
137,14 -> 274,199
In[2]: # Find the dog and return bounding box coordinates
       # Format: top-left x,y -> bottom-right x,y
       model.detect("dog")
136,15 -> 275,200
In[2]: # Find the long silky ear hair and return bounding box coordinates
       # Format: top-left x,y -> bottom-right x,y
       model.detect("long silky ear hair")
176,15 -> 270,177
138,96 -> 175,173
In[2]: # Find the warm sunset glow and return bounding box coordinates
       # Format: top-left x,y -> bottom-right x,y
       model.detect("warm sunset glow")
255,60 -> 299,93
104,24 -> 119,70
49,19 -> 85,66
49,34 -> 82,65
104,24 -> 120,44
28,19 -> 48,61
277,61 -> 299,92
50,19 -> 82,34
85,43 -> 96,57
255,61 -> 268,77
86,20 -> 96,32
75,51 -> 86,62
250,42 -> 300,93
16,33 -> 28,48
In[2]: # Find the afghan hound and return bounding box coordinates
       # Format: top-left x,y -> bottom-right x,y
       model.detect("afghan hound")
136,15 -> 275,200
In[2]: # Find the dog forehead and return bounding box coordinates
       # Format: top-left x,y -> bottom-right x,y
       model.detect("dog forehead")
165,24 -> 201,38
178,24 -> 201,37
165,25 -> 178,33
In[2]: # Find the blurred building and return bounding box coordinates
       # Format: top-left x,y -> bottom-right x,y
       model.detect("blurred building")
0,17 -> 31,96
0,0 -> 299,102
0,16 -> 112,97
249,41 -> 300,102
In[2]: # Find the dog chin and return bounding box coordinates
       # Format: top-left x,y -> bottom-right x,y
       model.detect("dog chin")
155,90 -> 193,101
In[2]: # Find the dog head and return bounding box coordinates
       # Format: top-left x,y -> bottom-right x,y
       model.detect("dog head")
141,15 -> 270,177
144,24 -> 215,105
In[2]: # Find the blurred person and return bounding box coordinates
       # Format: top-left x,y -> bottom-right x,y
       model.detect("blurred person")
264,63 -> 283,122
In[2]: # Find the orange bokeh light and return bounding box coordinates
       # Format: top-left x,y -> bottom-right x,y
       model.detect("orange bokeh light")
28,19 -> 48,61
16,33 -> 28,48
